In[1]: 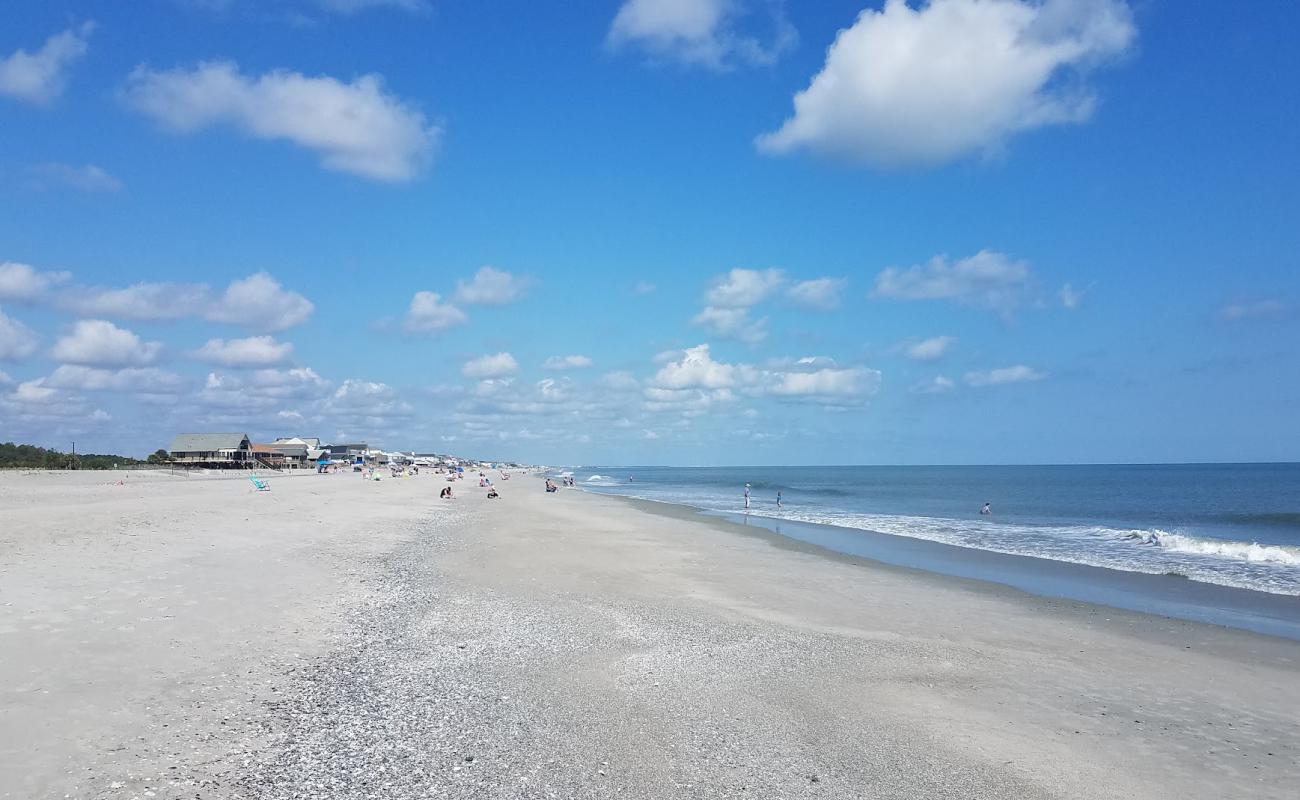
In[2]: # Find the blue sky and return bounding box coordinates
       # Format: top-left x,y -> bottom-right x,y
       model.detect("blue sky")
1,0 -> 1298,465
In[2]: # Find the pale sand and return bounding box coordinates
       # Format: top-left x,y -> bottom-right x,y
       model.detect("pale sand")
1,470 -> 1297,799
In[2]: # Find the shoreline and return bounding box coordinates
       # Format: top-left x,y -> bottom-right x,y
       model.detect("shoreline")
581,487 -> 1300,641
4,471 -> 1299,798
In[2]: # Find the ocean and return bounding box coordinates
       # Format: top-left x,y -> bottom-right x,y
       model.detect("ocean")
568,464 -> 1300,634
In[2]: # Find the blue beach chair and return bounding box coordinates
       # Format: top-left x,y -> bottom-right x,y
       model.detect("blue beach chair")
249,474 -> 271,492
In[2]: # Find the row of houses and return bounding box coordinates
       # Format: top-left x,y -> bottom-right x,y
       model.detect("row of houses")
166,433 -> 372,470
165,434 -> 475,471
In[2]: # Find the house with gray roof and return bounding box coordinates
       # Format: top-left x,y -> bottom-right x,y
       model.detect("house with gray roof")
168,433 -> 252,467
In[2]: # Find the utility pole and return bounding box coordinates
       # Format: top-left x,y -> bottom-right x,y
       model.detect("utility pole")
71,441 -> 76,470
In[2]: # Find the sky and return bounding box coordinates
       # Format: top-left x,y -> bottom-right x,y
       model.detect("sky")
1,0 -> 1298,466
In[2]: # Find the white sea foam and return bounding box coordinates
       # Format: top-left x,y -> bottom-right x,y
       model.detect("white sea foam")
1149,531 -> 1300,566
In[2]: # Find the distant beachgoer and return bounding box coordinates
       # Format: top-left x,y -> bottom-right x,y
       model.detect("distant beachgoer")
744,483 -> 751,510
981,502 -> 992,515
487,487 -> 499,499
776,491 -> 782,508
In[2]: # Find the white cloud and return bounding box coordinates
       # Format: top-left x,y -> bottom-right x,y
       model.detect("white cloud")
542,355 -> 594,370
44,365 -> 186,394
600,371 -> 640,391
453,266 -> 532,305
652,344 -> 739,389
62,271 -> 313,331
692,306 -> 768,344
0,261 -> 70,302
205,272 -> 315,331
634,280 -> 657,295
50,320 -> 162,367
912,375 -> 955,394
789,277 -> 847,310
756,0 -> 1135,167
462,352 -> 519,379
904,335 -> 956,361
608,0 -> 795,69
404,291 -> 467,333
766,366 -> 880,399
0,23 -> 93,105
123,61 -> 438,182
28,163 -> 123,193
873,250 -> 1033,313
706,268 -> 785,307
194,335 -> 293,367
0,308 -> 40,360
964,364 -> 1046,386
1059,282 -> 1085,309
1218,299 -> 1289,322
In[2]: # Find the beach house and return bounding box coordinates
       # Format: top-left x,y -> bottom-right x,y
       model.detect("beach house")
168,433 -> 253,467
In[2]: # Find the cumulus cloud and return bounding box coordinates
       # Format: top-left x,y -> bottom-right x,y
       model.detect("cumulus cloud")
1217,299 -> 1289,322
912,375 -> 956,394
873,250 -> 1033,313
653,344 -> 740,389
757,0 -> 1135,167
194,335 -> 293,367
789,277 -> 847,310
44,364 -> 186,394
404,291 -> 467,333
51,320 -> 162,367
542,355 -> 594,370
706,268 -> 785,307
62,271 -> 313,331
453,267 -> 532,305
462,352 -> 519,379
28,163 -> 123,193
0,261 -> 70,302
964,364 -> 1046,386
0,308 -> 40,360
0,23 -> 93,105
766,366 -> 879,399
903,335 -> 956,361
123,61 -> 438,182
692,305 -> 769,344
608,0 -> 795,69
205,272 -> 315,331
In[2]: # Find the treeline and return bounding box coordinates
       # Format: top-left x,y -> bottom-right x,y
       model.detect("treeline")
0,442 -> 151,470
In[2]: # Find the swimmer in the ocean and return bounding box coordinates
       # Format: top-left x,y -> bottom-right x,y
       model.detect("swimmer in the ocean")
980,502 -> 992,515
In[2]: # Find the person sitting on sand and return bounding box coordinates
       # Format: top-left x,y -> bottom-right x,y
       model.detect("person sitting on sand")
487,487 -> 499,499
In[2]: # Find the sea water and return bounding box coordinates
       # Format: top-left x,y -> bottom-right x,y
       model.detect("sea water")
574,464 -> 1300,598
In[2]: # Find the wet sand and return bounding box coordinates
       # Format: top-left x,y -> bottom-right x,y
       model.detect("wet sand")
1,471 -> 1297,798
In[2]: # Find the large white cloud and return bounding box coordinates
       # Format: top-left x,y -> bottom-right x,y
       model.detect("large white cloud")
766,366 -> 879,398
652,344 -> 741,390
453,266 -> 532,305
123,61 -> 438,182
0,23 -> 93,105
757,0 -> 1135,167
873,250 -> 1033,313
194,336 -> 293,367
65,271 -> 313,331
608,0 -> 795,69
50,320 -> 162,367
44,364 -> 186,394
404,291 -> 468,333
0,261 -> 70,302
462,352 -> 519,379
653,344 -> 880,408
0,308 -> 40,360
706,268 -> 785,307
964,364 -> 1046,386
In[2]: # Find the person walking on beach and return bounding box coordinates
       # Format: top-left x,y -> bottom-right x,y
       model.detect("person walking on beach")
744,483 -> 751,510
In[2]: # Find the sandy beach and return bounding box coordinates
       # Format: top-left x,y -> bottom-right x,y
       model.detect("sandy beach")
2,470 -> 1298,799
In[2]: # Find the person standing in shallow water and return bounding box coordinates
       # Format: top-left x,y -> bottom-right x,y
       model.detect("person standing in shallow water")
776,490 -> 782,508
744,483 -> 751,510
981,502 -> 992,515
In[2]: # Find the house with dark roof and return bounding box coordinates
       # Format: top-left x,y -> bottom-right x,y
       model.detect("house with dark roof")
168,433 -> 252,467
